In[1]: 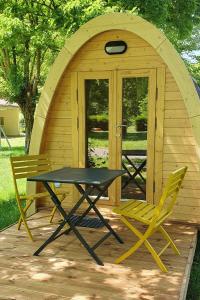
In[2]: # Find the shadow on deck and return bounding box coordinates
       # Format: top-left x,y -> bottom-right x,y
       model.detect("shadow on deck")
0,208 -> 197,300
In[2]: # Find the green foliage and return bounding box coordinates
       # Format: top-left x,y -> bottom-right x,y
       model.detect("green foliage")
135,115 -> 147,131
187,62 -> 200,86
0,1 -> 66,101
62,0 -> 121,35
122,77 -> 148,125
88,114 -> 108,130
0,1 -> 68,149
0,0 -> 199,150
112,0 -> 199,39
89,114 -> 108,122
0,199 -> 22,230
172,24 -> 200,85
86,79 -> 109,116
187,232 -> 200,300
138,96 -> 148,117
62,0 -> 199,39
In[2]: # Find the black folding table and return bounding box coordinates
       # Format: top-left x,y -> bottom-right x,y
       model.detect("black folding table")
28,167 -> 126,265
122,149 -> 147,195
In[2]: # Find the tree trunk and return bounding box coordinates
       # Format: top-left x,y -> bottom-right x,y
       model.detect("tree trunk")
19,99 -> 36,153
24,108 -> 35,153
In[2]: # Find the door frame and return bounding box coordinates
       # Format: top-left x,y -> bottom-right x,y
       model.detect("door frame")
114,69 -> 157,204
75,68 -> 164,206
77,71 -> 114,205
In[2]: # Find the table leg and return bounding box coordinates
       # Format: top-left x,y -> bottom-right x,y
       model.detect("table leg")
75,183 -> 123,244
34,182 -> 104,265
122,155 -> 146,195
34,220 -> 66,256
125,155 -> 146,183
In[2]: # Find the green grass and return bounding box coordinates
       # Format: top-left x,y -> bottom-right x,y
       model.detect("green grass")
88,126 -> 146,168
0,136 -> 25,230
186,231 -> 200,300
89,126 -> 147,150
0,199 -> 22,230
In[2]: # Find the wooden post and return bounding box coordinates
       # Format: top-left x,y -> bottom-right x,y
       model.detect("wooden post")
0,126 -> 12,150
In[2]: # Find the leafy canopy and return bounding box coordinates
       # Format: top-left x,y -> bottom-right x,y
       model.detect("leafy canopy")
0,0 -> 199,150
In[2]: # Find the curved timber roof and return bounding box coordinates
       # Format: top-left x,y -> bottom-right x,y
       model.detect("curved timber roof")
30,13 -> 200,155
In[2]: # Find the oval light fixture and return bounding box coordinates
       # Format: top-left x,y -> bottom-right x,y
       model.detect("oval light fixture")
104,40 -> 127,55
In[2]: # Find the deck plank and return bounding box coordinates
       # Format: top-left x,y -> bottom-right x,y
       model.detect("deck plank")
0,209 -> 197,300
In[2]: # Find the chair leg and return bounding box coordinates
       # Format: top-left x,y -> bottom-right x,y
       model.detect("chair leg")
49,206 -> 57,223
144,239 -> 168,272
18,200 -> 33,230
16,201 -> 34,241
115,216 -> 168,272
115,216 -> 145,264
49,194 -> 66,223
159,226 -> 180,255
115,238 -> 144,264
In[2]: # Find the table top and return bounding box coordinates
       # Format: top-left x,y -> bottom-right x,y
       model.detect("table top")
27,167 -> 126,185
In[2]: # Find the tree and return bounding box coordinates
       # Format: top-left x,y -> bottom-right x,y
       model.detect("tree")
174,24 -> 200,85
63,0 -> 199,39
0,0 -> 66,151
0,0 -> 199,151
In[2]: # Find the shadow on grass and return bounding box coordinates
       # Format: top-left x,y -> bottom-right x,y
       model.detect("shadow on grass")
0,199 -> 21,231
186,231 -> 200,300
0,146 -> 25,158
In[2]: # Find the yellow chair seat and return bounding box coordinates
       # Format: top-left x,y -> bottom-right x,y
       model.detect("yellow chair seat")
113,199 -> 169,225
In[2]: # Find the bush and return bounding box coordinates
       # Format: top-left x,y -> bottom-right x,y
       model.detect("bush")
135,115 -> 147,131
88,114 -> 108,130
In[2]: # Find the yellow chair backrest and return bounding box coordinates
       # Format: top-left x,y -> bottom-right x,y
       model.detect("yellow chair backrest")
153,166 -> 187,224
10,154 -> 51,179
10,154 -> 52,197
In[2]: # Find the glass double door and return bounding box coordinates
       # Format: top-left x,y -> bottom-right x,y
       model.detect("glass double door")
77,69 -> 156,205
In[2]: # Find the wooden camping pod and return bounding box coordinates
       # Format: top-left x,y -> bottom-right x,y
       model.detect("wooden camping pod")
29,13 -> 200,224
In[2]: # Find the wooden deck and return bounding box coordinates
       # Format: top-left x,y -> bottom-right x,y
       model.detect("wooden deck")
0,208 -> 197,300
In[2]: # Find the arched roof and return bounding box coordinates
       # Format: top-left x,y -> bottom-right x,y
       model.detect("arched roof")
30,13 -> 200,154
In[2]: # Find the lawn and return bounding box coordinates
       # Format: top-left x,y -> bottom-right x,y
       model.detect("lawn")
187,232 -> 200,299
0,136 -> 25,230
88,127 -> 147,169
89,126 -> 147,150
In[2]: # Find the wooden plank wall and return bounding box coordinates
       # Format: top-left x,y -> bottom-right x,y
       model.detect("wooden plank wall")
40,29 -> 200,223
39,73 -> 75,204
68,30 -> 164,71
163,69 -> 200,223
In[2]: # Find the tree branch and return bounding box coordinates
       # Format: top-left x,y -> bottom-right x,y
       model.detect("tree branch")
23,40 -> 30,86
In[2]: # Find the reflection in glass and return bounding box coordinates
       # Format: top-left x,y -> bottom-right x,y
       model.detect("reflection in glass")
85,79 -> 109,196
121,77 -> 148,200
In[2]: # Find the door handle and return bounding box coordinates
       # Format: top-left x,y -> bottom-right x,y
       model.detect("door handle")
116,124 -> 127,137
116,124 -> 127,128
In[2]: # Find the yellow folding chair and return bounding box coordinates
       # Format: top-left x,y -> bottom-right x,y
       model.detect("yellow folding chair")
113,166 -> 187,272
10,154 -> 67,241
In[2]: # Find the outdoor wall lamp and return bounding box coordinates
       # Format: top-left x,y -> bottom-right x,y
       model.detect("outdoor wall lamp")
104,40 -> 127,55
